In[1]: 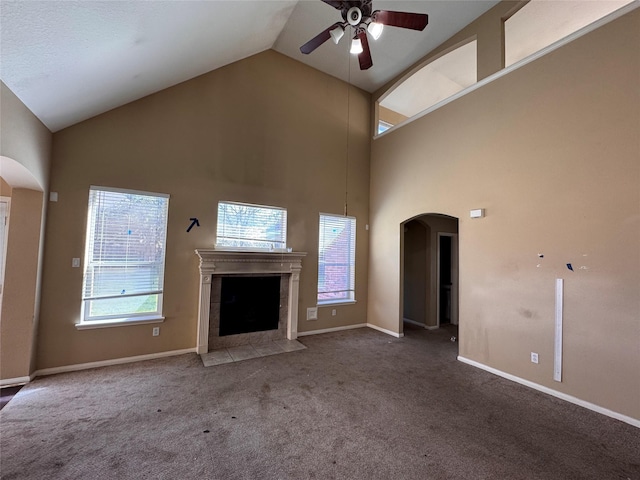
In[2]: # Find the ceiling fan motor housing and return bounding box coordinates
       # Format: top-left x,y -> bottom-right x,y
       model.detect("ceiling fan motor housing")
347,7 -> 363,25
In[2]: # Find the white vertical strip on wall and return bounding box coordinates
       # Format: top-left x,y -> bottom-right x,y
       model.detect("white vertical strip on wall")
554,278 -> 564,382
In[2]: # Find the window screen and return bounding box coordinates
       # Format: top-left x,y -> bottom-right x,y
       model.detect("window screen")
318,214 -> 356,304
216,201 -> 287,250
82,187 -> 169,321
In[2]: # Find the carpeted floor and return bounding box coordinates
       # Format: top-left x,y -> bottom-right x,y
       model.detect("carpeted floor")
0,325 -> 638,480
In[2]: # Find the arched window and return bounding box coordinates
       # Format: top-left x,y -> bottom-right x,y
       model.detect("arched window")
377,39 -> 477,134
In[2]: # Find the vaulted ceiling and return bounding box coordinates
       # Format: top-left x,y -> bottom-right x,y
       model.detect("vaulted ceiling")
0,0 -> 500,132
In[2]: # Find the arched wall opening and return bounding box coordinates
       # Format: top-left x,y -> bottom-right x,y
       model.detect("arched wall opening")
400,213 -> 458,337
0,155 -> 45,384
376,38 -> 477,135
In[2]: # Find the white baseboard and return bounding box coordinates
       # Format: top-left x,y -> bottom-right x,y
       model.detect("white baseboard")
34,348 -> 197,378
0,375 -> 34,387
403,318 -> 425,328
299,323 -> 404,339
367,323 -> 404,338
297,323 -> 367,337
457,356 -> 640,428
403,318 -> 439,330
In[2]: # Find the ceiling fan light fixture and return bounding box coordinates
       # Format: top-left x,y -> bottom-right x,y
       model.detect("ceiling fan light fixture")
350,36 -> 363,55
329,25 -> 345,44
367,22 -> 383,40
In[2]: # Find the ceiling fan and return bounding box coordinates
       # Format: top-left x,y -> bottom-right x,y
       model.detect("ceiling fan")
300,0 -> 428,70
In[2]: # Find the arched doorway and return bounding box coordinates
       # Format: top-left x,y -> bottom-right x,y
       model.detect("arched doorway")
400,213 -> 459,337
0,156 -> 45,384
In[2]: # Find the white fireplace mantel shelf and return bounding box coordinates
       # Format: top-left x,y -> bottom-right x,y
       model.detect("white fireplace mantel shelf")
194,249 -> 307,354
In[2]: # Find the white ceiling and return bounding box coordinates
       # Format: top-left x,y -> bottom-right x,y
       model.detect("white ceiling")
0,0 -> 500,132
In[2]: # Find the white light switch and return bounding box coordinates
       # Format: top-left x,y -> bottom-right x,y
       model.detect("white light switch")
72,258 -> 80,268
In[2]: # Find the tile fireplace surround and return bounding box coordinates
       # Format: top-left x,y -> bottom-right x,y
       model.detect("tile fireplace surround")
195,249 -> 306,354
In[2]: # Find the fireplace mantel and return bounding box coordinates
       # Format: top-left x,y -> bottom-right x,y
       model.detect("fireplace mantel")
195,249 -> 306,354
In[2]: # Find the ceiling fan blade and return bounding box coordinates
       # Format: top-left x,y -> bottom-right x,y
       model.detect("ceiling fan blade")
323,1 -> 363,9
300,22 -> 343,54
372,10 -> 429,31
357,30 -> 373,70
321,0 -> 344,9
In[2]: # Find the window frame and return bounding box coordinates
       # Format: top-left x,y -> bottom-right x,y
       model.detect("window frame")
78,186 -> 169,328
317,213 -> 357,306
216,201 -> 288,252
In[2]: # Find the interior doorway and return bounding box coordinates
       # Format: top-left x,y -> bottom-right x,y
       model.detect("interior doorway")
400,214 -> 459,335
437,232 -> 458,327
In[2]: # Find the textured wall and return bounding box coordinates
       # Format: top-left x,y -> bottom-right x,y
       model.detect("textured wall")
0,188 -> 44,380
369,11 -> 639,418
0,82 -> 52,382
39,50 -> 370,369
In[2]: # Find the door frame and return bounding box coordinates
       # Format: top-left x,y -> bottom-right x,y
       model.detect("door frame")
0,196 -> 11,305
436,232 -> 458,326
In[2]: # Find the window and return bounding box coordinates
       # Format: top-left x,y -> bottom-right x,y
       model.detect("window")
377,121 -> 393,135
318,214 -> 356,304
81,187 -> 169,323
216,201 -> 287,250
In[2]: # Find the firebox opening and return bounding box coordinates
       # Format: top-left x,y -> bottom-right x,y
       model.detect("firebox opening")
219,276 -> 281,336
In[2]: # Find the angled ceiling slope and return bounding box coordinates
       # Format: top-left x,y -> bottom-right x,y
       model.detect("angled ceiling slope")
0,0 -> 499,132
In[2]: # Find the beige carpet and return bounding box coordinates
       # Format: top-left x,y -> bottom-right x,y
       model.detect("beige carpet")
1,325 -> 638,479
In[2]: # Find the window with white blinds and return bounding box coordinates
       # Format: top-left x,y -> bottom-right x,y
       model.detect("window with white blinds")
318,214 -> 356,304
216,201 -> 287,250
81,187 -> 169,322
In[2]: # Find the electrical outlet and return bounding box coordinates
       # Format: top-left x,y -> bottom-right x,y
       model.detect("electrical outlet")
152,327 -> 160,337
306,307 -> 317,321
531,352 -> 539,364
72,258 -> 80,268
332,309 -> 336,316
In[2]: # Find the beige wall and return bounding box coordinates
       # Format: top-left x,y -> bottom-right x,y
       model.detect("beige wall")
1,82 -> 52,190
0,177 -> 12,197
0,188 -> 44,380
369,10 -> 639,419
0,82 -> 52,382
39,50 -> 370,369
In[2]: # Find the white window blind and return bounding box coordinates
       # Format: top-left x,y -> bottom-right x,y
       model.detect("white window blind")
82,187 -> 169,321
318,214 -> 356,304
216,201 -> 287,250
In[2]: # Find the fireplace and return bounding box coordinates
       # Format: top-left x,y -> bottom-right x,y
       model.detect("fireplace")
195,249 -> 306,354
219,276 -> 281,336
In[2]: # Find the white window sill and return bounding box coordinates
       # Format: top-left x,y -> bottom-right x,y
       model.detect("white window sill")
75,315 -> 165,330
318,300 -> 357,307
